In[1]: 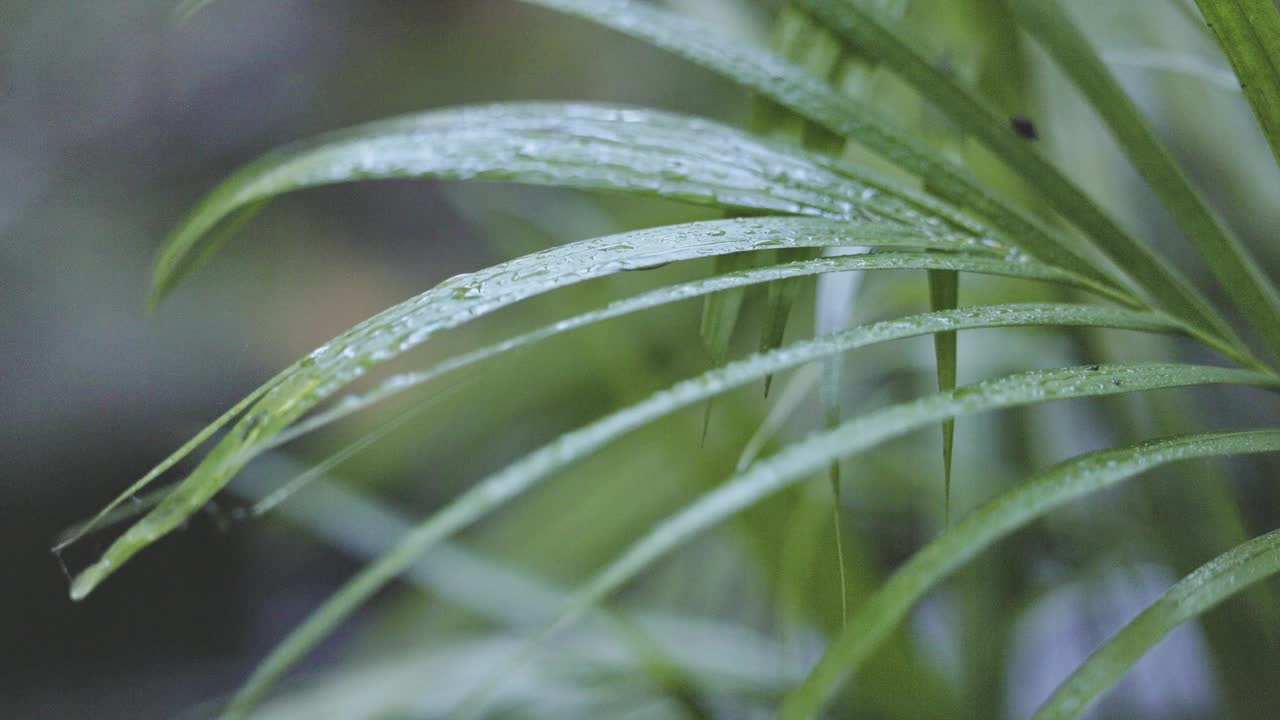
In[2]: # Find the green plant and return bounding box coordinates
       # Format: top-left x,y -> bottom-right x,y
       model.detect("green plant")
60,1 -> 1280,718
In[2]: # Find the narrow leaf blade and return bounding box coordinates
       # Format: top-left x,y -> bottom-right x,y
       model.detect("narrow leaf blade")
1034,525 -> 1280,720
151,102 -> 966,303
780,430 -> 1280,719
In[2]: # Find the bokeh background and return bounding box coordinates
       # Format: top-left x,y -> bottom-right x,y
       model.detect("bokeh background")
4,1 -> 1279,718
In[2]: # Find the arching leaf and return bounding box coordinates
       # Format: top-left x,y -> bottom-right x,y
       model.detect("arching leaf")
779,430 -> 1280,719
151,102 -> 991,304
67,217 -> 986,600
1033,525 -> 1280,720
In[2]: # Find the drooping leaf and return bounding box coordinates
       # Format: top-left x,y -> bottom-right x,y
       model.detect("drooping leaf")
223,307 -> 1193,717
777,429 -> 1280,719
270,248 -> 1106,451
66,217 -> 994,600
794,0 -> 1250,362
150,102 -> 993,304
1033,525 -> 1280,720
1011,0 -> 1280,364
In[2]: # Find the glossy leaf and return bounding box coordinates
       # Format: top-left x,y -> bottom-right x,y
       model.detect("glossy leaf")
270,249 -> 1110,451
67,217 -> 991,601
150,102 -> 988,304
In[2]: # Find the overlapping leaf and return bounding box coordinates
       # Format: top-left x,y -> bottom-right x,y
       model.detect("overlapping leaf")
223,307 -> 1196,716
68,217 -> 994,600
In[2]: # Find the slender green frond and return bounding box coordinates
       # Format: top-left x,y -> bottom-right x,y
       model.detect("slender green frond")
150,102 -> 978,304
272,249 -> 1108,449
795,0 -> 1247,359
223,306 -> 1191,717
519,0 -> 1133,300
68,217 -> 989,601
1012,0 -> 1280,364
779,430 -> 1280,719
1195,0 -> 1280,168
1034,525 -> 1280,720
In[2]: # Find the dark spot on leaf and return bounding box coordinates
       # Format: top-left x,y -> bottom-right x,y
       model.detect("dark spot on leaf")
1010,114 -> 1038,140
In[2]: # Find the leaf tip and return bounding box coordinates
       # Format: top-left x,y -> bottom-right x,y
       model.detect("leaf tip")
69,565 -> 103,601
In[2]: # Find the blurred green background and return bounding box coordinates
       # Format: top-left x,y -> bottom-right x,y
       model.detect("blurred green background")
4,1 -> 1280,718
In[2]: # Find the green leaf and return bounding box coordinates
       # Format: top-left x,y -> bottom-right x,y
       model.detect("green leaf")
794,0 -> 1250,362
269,249 -> 1112,451
66,217 -> 994,601
520,0 -> 1134,307
1195,0 -> 1280,169
927,267 -> 958,525
222,305 -> 1191,717
150,102 -> 987,305
1033,524 -> 1280,720
1011,0 -> 1280,364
